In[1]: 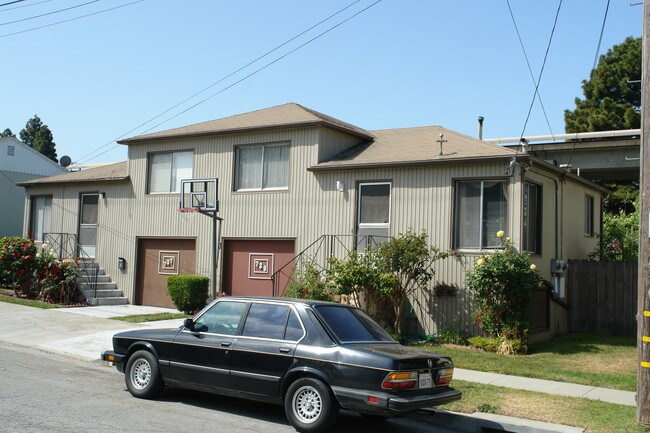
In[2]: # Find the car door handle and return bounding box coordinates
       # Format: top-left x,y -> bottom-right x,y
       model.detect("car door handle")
220,341 -> 232,347
278,347 -> 291,354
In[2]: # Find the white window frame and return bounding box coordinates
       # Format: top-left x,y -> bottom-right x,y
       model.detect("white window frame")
357,181 -> 392,228
453,179 -> 508,251
147,150 -> 193,194
234,143 -> 290,191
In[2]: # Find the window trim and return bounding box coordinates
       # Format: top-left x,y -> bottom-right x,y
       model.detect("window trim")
146,149 -> 194,194
357,181 -> 392,228
234,142 -> 290,192
523,181 -> 543,255
29,195 -> 53,242
585,194 -> 595,236
452,178 -> 509,251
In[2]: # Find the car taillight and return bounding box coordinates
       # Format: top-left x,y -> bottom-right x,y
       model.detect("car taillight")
435,368 -> 454,385
381,371 -> 417,390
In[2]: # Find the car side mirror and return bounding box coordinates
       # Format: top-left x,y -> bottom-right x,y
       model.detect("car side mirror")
183,318 -> 195,331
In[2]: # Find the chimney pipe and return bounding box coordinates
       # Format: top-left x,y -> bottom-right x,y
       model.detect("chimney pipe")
478,116 -> 484,140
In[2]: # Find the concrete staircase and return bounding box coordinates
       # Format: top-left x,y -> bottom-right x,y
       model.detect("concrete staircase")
76,262 -> 128,306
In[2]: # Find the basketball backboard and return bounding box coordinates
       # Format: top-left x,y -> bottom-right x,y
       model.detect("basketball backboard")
179,178 -> 218,212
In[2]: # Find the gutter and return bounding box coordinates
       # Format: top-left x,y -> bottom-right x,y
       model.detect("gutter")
308,155 -> 516,172
485,129 -> 641,144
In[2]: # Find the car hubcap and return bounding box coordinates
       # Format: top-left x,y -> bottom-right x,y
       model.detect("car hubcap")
130,358 -> 151,390
293,385 -> 322,424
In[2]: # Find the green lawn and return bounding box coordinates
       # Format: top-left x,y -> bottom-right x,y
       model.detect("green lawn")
0,294 -> 63,309
110,312 -> 189,323
443,380 -> 648,433
417,333 -> 637,391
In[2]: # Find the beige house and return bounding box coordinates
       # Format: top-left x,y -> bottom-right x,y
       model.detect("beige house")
20,103 -> 605,341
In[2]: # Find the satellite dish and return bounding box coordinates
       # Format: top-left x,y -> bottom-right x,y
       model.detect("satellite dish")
59,155 -> 72,168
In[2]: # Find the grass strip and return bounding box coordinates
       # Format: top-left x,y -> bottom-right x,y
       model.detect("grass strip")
110,312 -> 189,323
0,294 -> 62,309
444,380 -> 648,433
417,333 -> 636,391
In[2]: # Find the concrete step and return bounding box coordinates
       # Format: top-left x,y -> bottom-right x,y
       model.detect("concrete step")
77,282 -> 117,291
77,274 -> 111,283
78,268 -> 105,277
91,297 -> 129,306
93,289 -> 124,298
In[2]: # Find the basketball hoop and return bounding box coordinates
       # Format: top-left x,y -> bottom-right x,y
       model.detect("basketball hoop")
177,207 -> 200,222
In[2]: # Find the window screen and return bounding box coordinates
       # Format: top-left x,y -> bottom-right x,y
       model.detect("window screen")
235,144 -> 289,191
358,183 -> 390,224
149,151 -> 193,193
454,180 -> 507,249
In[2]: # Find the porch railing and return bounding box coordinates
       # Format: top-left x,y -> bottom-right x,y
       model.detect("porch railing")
42,233 -> 99,300
270,234 -> 389,297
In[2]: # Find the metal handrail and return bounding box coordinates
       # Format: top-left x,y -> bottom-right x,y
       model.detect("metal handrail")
42,233 -> 99,300
270,234 -> 390,297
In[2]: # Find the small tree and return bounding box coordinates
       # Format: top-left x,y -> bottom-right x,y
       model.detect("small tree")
0,128 -> 14,137
466,232 -> 542,343
375,230 -> 447,335
19,115 -> 58,162
590,198 -> 639,261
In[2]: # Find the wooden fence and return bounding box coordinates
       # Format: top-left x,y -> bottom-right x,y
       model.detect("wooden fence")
567,260 -> 637,335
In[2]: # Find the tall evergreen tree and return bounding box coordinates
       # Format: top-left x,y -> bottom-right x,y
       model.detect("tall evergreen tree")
19,115 -> 58,162
564,36 -> 641,132
0,128 -> 14,137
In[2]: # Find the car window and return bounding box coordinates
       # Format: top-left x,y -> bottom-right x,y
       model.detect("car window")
314,305 -> 394,343
193,301 -> 247,335
242,303 -> 290,340
284,310 -> 304,341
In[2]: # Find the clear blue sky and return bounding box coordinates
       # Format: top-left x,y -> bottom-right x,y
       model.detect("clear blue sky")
1,0 -> 642,165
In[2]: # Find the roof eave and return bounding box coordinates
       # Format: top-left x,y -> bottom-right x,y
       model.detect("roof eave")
18,175 -> 130,187
118,121 -> 374,145
308,155 -> 515,172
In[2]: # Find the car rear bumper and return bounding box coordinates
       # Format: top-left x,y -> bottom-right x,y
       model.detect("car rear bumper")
331,385 -> 462,414
101,350 -> 126,373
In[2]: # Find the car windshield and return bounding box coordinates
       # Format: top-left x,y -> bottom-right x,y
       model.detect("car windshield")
314,305 -> 395,343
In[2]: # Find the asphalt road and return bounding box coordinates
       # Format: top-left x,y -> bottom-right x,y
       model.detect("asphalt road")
0,342 -> 458,433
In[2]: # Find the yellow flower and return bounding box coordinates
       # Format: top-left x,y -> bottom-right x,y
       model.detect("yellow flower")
506,237 -> 512,243
496,230 -> 505,239
477,258 -> 484,266
530,264 -> 537,271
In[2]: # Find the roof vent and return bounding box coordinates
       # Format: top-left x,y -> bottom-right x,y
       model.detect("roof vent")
7,145 -> 15,156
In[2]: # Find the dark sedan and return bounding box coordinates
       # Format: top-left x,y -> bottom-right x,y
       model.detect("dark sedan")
101,297 -> 461,432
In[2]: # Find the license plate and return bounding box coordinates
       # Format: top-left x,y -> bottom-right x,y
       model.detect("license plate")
418,372 -> 432,389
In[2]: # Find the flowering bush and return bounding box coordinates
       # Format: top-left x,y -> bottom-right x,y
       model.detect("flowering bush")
284,263 -> 335,302
0,237 -> 79,303
0,236 -> 39,297
466,233 -> 542,346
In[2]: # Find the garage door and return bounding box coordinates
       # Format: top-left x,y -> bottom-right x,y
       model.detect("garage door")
223,239 -> 295,297
136,238 -> 196,308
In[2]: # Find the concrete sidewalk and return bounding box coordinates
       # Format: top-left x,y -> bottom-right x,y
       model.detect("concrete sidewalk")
0,301 -> 636,409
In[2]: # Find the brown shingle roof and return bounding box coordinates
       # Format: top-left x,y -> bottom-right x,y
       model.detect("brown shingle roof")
309,126 -> 517,170
118,103 -> 373,144
18,161 -> 128,186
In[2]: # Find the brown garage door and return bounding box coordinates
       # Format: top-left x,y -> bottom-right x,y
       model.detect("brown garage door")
223,239 -> 295,297
136,238 -> 196,308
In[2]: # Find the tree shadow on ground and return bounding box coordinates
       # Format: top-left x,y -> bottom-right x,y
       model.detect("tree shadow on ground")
528,333 -> 636,356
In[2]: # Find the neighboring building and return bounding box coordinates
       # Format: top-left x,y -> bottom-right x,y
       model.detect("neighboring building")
0,136 -> 65,237
19,103 -> 606,341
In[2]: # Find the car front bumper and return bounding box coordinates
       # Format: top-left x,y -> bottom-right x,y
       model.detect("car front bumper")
101,350 -> 126,373
331,385 -> 462,414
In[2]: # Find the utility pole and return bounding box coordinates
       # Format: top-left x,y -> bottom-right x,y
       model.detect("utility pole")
638,0 -> 650,426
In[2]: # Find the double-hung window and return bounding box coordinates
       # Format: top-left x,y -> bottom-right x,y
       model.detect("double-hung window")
235,143 -> 289,191
523,182 -> 542,254
454,180 -> 508,250
148,151 -> 193,193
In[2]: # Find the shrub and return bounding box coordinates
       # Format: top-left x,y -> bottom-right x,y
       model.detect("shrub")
167,275 -> 209,314
465,232 -> 542,344
436,328 -> 471,346
468,336 -> 527,355
0,236 -> 39,297
37,255 -> 78,304
283,263 -> 334,301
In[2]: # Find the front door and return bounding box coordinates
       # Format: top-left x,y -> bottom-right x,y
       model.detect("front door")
356,182 -> 391,250
78,193 -> 98,258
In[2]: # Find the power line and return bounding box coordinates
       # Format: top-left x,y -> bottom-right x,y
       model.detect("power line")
0,0 -> 99,26
0,0 -> 143,38
75,0 -> 364,163
564,0 -> 611,174
78,0 -> 383,164
0,0 -> 52,13
509,0 -> 563,166
0,0 -> 25,8
505,0 -> 557,143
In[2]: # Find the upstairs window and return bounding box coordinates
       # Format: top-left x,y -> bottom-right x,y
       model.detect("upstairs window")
235,143 -> 289,191
148,151 -> 193,193
454,180 -> 508,250
523,182 -> 542,254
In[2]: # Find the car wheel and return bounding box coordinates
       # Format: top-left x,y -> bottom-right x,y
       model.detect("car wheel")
125,350 -> 163,399
284,378 -> 338,433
